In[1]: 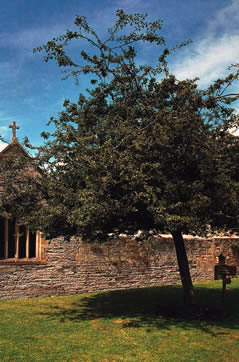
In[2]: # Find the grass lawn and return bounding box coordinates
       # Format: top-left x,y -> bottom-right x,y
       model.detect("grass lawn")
0,279 -> 238,361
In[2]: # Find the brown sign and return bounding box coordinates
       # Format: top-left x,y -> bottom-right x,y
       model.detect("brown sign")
214,265 -> 237,280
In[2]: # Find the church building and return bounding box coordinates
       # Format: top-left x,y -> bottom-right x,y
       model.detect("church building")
0,121 -> 46,264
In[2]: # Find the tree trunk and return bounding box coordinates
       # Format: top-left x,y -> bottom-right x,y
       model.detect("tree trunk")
171,230 -> 196,307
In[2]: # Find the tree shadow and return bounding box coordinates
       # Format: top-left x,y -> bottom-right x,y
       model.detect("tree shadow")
40,283 -> 239,335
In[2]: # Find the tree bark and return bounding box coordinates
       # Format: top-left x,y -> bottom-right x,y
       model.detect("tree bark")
171,230 -> 196,307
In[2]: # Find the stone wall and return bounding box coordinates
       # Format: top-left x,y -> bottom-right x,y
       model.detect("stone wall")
0,235 -> 238,300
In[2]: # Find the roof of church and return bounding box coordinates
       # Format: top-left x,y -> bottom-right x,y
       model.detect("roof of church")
0,121 -> 43,175
0,142 -> 32,159
0,142 -> 44,182
0,121 -> 32,159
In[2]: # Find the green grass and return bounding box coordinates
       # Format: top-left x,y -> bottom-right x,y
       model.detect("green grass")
0,279 -> 238,361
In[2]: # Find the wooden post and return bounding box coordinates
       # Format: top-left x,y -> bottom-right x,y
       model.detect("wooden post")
222,276 -> 226,317
214,254 -> 235,318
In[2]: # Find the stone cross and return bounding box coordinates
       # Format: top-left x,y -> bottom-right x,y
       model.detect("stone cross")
9,121 -> 20,143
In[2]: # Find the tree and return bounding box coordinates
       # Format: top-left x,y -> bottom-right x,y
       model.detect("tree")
6,10 -> 239,306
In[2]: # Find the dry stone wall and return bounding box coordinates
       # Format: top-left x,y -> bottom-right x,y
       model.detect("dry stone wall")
0,235 -> 238,300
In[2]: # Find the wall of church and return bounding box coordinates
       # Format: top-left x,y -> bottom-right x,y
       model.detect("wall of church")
0,235 -> 238,300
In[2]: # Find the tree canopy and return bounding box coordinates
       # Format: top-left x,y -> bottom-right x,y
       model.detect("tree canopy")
2,10 -> 239,305
30,10 -> 239,238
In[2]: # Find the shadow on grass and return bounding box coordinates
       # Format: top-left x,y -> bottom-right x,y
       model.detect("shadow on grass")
41,282 -> 239,334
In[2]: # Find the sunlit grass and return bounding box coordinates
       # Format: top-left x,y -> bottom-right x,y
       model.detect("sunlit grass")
0,279 -> 238,361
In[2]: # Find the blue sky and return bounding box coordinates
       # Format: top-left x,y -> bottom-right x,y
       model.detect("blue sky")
0,0 -> 239,151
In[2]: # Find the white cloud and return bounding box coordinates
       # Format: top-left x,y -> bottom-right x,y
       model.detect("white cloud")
207,0 -> 239,34
172,0 -> 239,87
173,34 -> 239,87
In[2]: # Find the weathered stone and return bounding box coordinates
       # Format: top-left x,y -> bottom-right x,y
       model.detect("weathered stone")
0,235 -> 238,300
